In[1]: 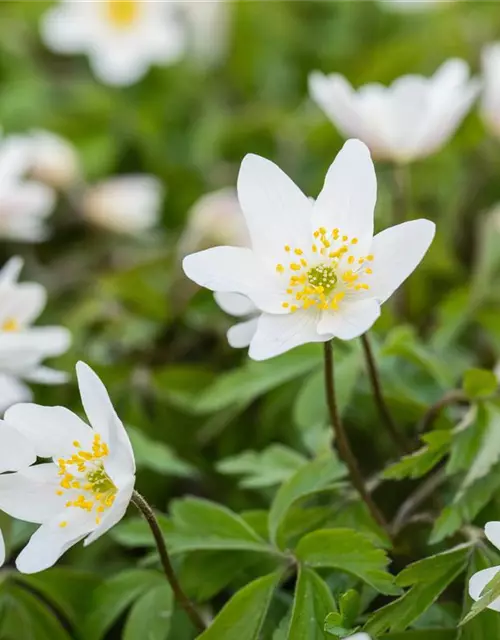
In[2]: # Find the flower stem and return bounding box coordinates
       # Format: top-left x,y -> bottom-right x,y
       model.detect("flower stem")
360,333 -> 410,453
131,491 -> 206,633
323,341 -> 389,533
417,389 -> 467,434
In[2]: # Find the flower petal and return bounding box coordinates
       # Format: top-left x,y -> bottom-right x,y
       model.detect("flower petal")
308,72 -> 363,139
24,366 -> 69,385
249,310 -> 327,361
0,257 -> 24,287
237,154 -> 313,261
0,419 -> 36,472
4,404 -> 93,459
84,478 -> 135,546
227,318 -> 259,349
317,299 -> 380,340
214,292 -> 257,318
312,140 -> 376,255
367,219 -> 435,304
16,509 -> 95,574
469,566 -> 500,611
0,463 -> 63,523
0,283 -> 46,328
0,530 -> 5,568
76,362 -> 135,484
485,521 -> 500,550
0,373 -> 32,414
183,246 -> 285,314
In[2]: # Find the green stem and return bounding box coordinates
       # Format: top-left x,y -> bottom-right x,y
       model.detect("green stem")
131,491 -> 206,633
323,341 -> 390,533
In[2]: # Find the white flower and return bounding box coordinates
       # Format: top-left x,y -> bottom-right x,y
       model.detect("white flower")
183,140 -> 435,361
345,635 -> 371,640
0,361 -> 135,573
469,521 -> 500,611
481,43 -> 500,139
0,257 -> 71,412
0,136 -> 55,242
214,292 -> 259,349
180,188 -> 250,256
180,0 -> 230,64
41,0 -> 185,86
82,175 -> 163,234
309,59 -> 479,164
378,0 -> 456,11
23,130 -> 80,190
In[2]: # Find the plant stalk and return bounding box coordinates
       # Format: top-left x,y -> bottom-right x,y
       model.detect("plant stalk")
131,491 -> 206,633
323,341 -> 389,532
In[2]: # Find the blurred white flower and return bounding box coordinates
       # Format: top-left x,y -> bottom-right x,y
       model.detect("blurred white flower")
180,0 -> 230,64
82,175 -> 163,234
309,59 -> 479,164
0,362 -> 135,573
0,257 -> 71,413
41,0 -> 185,86
0,136 -> 55,242
469,521 -> 500,610
379,0 -> 456,11
24,131 -> 80,190
481,43 -> 500,139
345,635 -> 371,640
180,188 -> 250,256
183,140 -> 435,361
214,292 -> 259,349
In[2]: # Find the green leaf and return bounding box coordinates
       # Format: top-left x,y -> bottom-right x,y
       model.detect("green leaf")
193,346 -> 320,414
458,402 -> 500,491
123,583 -> 173,640
216,445 -> 307,489
82,570 -> 165,640
269,455 -> 346,547
167,497 -> 274,555
338,589 -> 360,628
324,611 -> 356,638
295,529 -> 398,595
382,632 -> 457,639
287,566 -> 336,639
365,545 -> 471,635
128,427 -> 197,478
463,369 -> 497,400
110,514 -> 173,548
196,571 -> 281,640
383,431 -> 452,480
461,562 -> 500,625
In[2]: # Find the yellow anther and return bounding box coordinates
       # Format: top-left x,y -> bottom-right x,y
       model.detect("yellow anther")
367,254 -> 374,261
319,227 -> 327,235
59,521 -> 68,528
73,441 -> 81,448
300,259 -> 308,267
294,248 -> 303,255
365,268 -> 373,274
290,263 -> 301,271
313,230 -> 320,238
312,244 -> 317,253
342,235 -> 348,241
284,245 -> 291,252
291,305 -> 298,313
56,490 -> 63,496
282,302 -> 289,308
358,258 -> 364,264
71,481 -> 81,489
348,256 -> 355,265
96,517 -> 101,525
1,318 -> 18,332
351,238 -> 358,245
276,264 -> 285,274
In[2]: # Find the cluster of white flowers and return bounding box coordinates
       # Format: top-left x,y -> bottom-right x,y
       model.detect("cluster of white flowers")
41,0 -> 228,87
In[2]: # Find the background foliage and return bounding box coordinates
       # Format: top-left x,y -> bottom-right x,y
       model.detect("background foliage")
2,1 -> 500,638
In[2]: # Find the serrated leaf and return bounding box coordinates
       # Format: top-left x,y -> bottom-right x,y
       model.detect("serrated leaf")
123,583 -> 173,640
287,566 -> 336,639
295,529 -> 398,595
383,431 -> 451,480
459,402 -> 500,491
396,544 -> 472,586
463,369 -> 497,400
269,455 -> 346,547
82,570 -> 165,640
216,445 -> 307,489
166,497 -> 274,555
196,571 -> 281,640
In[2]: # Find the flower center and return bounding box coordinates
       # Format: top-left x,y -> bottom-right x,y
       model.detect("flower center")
275,227 -> 374,313
1,317 -> 18,332
105,0 -> 139,28
56,434 -> 117,528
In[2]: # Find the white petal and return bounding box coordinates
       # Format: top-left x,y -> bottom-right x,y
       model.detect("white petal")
89,45 -> 152,87
469,566 -> 500,611
0,257 -> 24,287
0,463 -> 64,523
2,181 -> 55,219
0,327 -> 71,374
24,366 -> 69,385
249,310 -> 327,361
84,478 -> 135,546
237,154 -> 313,261
214,292 -> 257,318
0,283 -> 46,327
227,318 -> 259,349
4,404 -> 93,459
317,299 -> 380,340
0,530 -> 5,568
485,521 -> 500,550
0,374 -> 32,414
367,219 -> 435,304
76,362 -> 135,484
312,140 -> 376,256
40,4 -> 92,54
16,509 -> 95,574
183,246 -> 285,314
0,419 -> 36,472
308,72 -> 363,140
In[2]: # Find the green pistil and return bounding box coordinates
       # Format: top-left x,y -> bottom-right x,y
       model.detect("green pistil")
307,264 -> 338,293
